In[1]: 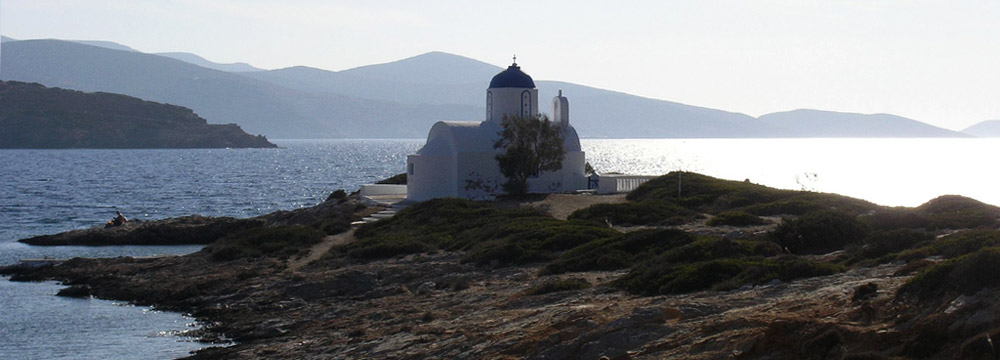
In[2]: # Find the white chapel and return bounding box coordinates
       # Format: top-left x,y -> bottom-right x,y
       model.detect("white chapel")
405,59 -> 587,201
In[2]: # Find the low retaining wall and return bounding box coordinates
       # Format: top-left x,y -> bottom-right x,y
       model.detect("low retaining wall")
359,184 -> 408,197
595,175 -> 659,194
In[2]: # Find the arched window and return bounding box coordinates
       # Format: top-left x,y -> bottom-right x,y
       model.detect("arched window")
521,90 -> 531,118
486,91 -> 493,122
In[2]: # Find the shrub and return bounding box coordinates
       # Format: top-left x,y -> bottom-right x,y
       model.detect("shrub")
896,230 -> 1000,261
625,172 -> 879,216
524,278 -> 591,295
343,235 -> 434,259
568,202 -> 695,226
899,247 -> 1000,299
336,198 -> 619,265
543,228 -> 696,275
207,225 -> 325,261
916,195 -> 1000,230
864,207 -> 931,231
315,217 -> 352,235
770,210 -> 869,255
627,172 -> 786,209
858,229 -> 933,260
707,210 -> 766,226
616,255 -> 842,295
326,189 -> 347,202
462,219 -> 620,266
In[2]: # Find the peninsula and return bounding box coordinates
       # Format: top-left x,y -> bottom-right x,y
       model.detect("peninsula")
0,81 -> 276,149
5,173 -> 1000,359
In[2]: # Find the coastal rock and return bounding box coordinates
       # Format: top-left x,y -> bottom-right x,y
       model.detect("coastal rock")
284,270 -> 379,300
56,284 -> 92,298
19,215 -> 266,246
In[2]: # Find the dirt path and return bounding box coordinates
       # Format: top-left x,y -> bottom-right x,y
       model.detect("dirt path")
289,229 -> 355,271
524,193 -> 628,220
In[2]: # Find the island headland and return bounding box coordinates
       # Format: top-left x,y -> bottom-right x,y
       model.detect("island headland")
0,80 -> 276,149
5,173 -> 1000,359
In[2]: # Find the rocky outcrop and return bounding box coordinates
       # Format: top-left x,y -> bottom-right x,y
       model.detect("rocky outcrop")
5,192 -> 1000,359
19,216 -> 265,246
3,245 -> 996,360
19,193 -> 363,246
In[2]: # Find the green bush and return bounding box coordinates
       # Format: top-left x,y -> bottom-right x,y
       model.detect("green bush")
543,228 -> 696,275
325,189 -> 347,202
896,230 -> 1000,261
462,218 -> 620,266
770,210 -> 869,255
616,255 -> 842,295
568,202 -> 695,226
352,198 -> 542,251
858,229 -> 933,260
627,172 -> 788,210
336,198 -> 619,265
315,217 -> 352,235
864,207 -> 931,231
624,172 -> 880,217
707,210 -> 766,226
899,247 -> 1000,299
343,235 -> 434,259
524,278 -> 591,295
916,195 -> 1000,230
207,225 -> 325,261
742,192 -> 879,217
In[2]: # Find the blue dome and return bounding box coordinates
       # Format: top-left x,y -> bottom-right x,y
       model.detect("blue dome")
489,63 -> 535,89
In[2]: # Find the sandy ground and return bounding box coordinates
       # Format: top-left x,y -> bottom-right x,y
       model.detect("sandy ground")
521,193 -> 628,220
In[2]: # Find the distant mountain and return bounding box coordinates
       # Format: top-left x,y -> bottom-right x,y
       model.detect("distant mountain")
340,51 -> 501,85
0,39 -> 480,138
156,52 -> 263,72
0,39 -> 966,139
963,120 -> 1000,137
71,40 -> 138,52
1,36 -> 14,43
245,52 -> 773,138
0,81 -> 276,148
757,109 -> 967,138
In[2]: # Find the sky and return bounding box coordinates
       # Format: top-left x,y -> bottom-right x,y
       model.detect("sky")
2,0 -> 998,131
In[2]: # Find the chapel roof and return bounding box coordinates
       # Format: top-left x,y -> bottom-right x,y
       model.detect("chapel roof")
488,62 -> 535,89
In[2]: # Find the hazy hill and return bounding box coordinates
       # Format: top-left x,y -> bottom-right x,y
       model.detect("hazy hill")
0,81 -> 276,148
0,39 -> 481,138
0,39 -> 967,138
757,109 -> 967,138
156,52 -> 263,72
71,40 -> 138,52
246,52 -> 773,137
962,120 -> 1000,137
1,36 -> 14,42
340,51 -> 501,85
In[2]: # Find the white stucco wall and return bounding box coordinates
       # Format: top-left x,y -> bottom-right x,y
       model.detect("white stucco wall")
487,87 -> 539,122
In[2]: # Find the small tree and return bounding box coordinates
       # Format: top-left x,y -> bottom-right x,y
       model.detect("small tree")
494,114 -> 565,196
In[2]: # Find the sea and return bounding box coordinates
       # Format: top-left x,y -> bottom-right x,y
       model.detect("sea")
2,138 -> 999,359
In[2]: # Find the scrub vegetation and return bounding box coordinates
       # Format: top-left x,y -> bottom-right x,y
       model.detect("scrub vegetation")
207,225 -> 326,261
329,172 -> 1000,299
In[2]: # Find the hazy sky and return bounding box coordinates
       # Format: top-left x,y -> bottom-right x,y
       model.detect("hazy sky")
3,0 -> 998,130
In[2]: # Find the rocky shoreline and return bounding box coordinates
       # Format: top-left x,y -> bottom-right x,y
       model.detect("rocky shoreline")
6,181 -> 1000,359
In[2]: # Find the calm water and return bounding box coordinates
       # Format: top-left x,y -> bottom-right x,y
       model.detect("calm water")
2,138 -> 998,359
0,139 -> 422,359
